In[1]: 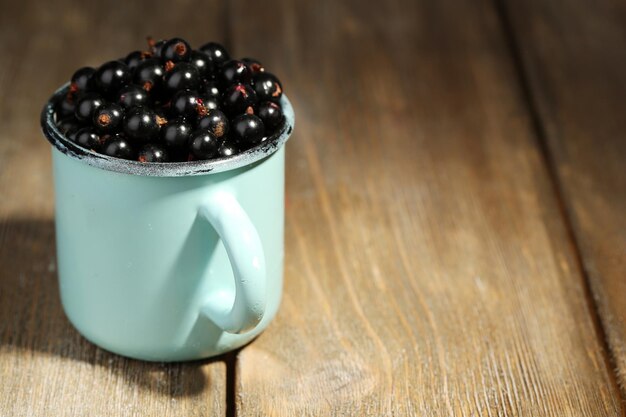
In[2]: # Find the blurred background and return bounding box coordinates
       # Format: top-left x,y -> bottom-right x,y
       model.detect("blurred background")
1,0 -> 625,415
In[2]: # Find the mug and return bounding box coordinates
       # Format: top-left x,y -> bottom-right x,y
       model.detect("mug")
40,85 -> 294,362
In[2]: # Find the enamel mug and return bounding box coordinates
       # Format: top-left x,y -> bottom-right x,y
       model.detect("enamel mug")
40,85 -> 294,362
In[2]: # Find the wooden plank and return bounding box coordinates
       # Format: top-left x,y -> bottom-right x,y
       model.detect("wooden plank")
501,0 -> 626,394
0,1 -> 228,415
229,0 -> 623,415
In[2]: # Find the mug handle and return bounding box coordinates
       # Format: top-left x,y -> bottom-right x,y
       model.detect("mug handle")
198,190 -> 266,334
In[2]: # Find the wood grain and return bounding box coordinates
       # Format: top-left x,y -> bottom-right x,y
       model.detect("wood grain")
502,0 -> 626,394
0,1 -> 228,415
229,0 -> 623,415
1,0 -> 624,415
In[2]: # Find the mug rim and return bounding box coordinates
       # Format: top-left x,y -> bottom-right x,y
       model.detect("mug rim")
40,83 -> 295,177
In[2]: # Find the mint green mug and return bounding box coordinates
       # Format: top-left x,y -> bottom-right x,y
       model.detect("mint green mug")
41,85 -> 294,362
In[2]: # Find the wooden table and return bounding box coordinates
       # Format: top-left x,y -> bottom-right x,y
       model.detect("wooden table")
1,0 -> 624,415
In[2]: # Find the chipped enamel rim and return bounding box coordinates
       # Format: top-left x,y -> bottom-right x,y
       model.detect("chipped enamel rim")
40,83 -> 294,177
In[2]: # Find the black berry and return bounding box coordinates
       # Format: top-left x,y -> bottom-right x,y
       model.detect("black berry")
67,130 -> 80,142
74,127 -> 102,151
149,38 -> 167,58
253,72 -> 282,102
199,42 -> 230,66
56,117 -> 81,140
189,129 -> 220,159
222,83 -> 257,116
190,50 -> 214,78
70,67 -> 95,94
102,136 -> 135,159
201,80 -> 221,98
242,58 -> 264,74
133,58 -> 165,92
197,109 -> 229,138
170,90 -> 204,118
74,93 -> 105,122
220,60 -> 252,86
163,62 -> 200,95
59,38 -> 287,163
94,61 -> 131,95
162,38 -> 191,63
218,140 -> 239,157
123,106 -> 164,142
231,114 -> 264,146
161,118 -> 192,149
257,101 -> 284,133
118,85 -> 150,108
199,95 -> 220,111
125,50 -> 151,70
56,97 -> 76,118
93,103 -> 124,134
138,143 -> 169,162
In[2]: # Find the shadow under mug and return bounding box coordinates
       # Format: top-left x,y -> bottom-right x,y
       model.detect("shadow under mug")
40,85 -> 295,362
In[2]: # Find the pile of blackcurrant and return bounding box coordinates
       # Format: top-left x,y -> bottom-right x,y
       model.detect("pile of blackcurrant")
54,38 -> 285,163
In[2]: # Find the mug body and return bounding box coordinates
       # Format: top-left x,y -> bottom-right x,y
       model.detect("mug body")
53,146 -> 285,361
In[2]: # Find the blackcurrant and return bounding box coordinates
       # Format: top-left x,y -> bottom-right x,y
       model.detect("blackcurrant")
189,129 -> 220,159
197,109 -> 229,138
118,85 -> 150,108
257,101 -> 284,133
160,118 -> 192,149
59,37 -> 287,163
126,51 -> 141,69
253,72 -> 282,102
67,130 -> 80,142
219,60 -> 251,86
170,90 -> 204,118
93,103 -> 124,134
56,117 -> 81,137
127,50 -> 151,70
102,136 -> 135,160
231,114 -> 265,147
199,42 -> 230,66
199,95 -> 220,111
74,127 -> 102,151
201,79 -> 221,98
149,38 -> 167,58
222,83 -> 257,116
56,97 -> 76,118
190,50 -> 214,78
242,57 -> 264,74
94,61 -> 131,95
218,140 -> 239,157
70,67 -> 95,94
138,143 -> 169,163
133,58 -> 165,92
162,38 -> 191,63
163,62 -> 200,95
74,93 -> 105,122
123,106 -> 164,142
